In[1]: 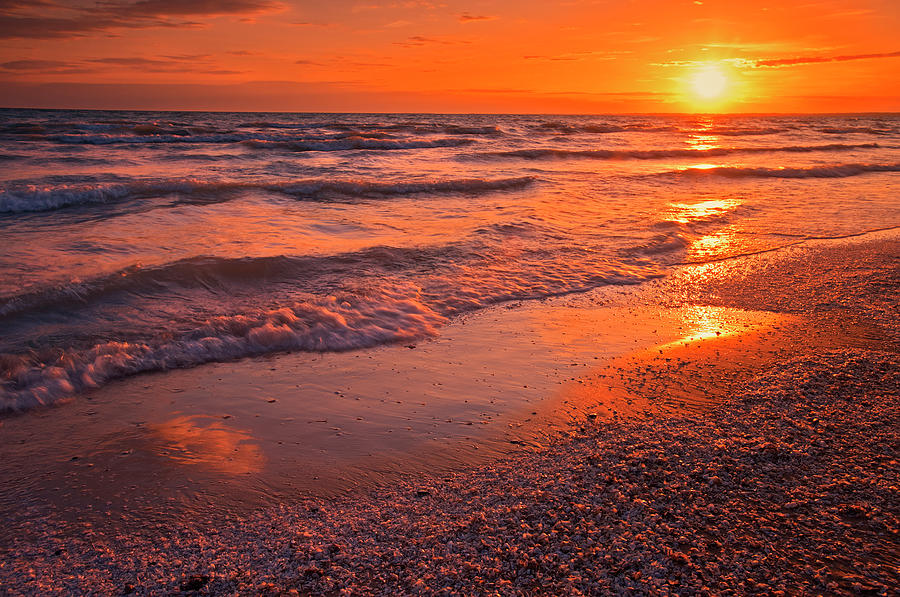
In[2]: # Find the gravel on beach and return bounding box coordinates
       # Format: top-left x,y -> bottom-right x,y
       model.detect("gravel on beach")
3,348 -> 897,596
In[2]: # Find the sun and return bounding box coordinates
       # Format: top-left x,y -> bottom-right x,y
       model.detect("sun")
690,65 -> 728,100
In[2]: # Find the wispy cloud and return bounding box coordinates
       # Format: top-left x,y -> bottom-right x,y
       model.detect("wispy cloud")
1,59 -> 70,70
754,50 -> 900,67
0,0 -> 284,39
458,13 -> 495,23
394,35 -> 463,48
524,50 -> 629,62
1,53 -> 246,75
656,50 -> 900,70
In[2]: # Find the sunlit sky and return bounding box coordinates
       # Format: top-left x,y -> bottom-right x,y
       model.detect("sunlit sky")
1,0 -> 899,112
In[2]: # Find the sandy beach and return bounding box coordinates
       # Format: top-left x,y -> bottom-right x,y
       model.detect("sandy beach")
1,231 -> 896,595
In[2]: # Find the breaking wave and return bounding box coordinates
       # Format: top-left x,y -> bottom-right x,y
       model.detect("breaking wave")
0,289 -> 446,412
0,176 -> 536,214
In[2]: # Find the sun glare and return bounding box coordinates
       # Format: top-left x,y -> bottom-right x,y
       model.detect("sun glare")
690,65 -> 728,100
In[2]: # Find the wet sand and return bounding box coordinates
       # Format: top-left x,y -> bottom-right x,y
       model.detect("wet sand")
0,300 -> 782,534
1,232 -> 897,594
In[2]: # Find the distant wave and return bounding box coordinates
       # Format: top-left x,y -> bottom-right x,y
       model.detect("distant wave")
237,121 -> 503,136
49,133 -> 253,145
329,122 -> 503,136
686,126 -> 790,136
37,126 -> 494,146
0,289 -> 447,413
817,126 -> 898,135
527,121 -> 794,136
241,137 -> 476,152
469,143 -> 880,161
391,124 -> 502,136
0,176 -> 535,214
531,121 -> 676,134
1,122 -> 225,137
44,130 -> 453,146
664,162 -> 900,179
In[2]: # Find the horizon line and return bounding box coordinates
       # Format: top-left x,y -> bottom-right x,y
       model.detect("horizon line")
2,106 -> 899,116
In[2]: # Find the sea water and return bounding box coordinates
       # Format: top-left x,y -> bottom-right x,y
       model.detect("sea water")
1,110 -> 898,411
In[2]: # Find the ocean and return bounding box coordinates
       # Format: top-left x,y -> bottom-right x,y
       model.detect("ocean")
1,109 -> 898,413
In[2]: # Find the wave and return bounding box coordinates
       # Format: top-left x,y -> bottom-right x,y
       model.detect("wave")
43,129 -> 402,145
382,123 -> 503,136
686,126 -> 789,136
0,246 -> 460,320
0,289 -> 446,413
817,126 -> 898,135
241,137 -> 476,152
0,176 -> 535,214
237,121 -> 317,129
0,229 -> 682,412
0,254 -> 668,413
532,121 -> 671,134
48,133 -> 251,145
1,121 -> 227,137
469,143 -> 880,161
665,162 -> 900,179
317,122 -> 504,136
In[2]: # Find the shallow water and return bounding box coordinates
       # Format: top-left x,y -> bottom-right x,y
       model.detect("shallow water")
1,110 -> 899,411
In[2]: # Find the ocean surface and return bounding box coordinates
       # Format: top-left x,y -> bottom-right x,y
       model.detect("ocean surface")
1,110 -> 898,413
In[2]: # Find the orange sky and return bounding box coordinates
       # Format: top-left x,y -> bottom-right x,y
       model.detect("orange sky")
1,0 -> 898,112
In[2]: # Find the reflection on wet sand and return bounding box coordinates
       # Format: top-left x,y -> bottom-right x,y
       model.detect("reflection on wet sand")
553,306 -> 786,420
152,415 -> 265,475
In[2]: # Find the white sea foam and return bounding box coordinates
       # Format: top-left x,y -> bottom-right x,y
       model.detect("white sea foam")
0,291 -> 446,412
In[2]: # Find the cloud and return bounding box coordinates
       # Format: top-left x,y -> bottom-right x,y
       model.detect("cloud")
458,13 -> 495,23
0,0 -> 283,39
0,58 -> 98,74
86,54 -> 247,73
1,53 -> 244,75
754,50 -> 900,68
1,59 -> 71,70
98,0 -> 282,18
393,35 -> 461,48
524,54 -> 578,61
656,51 -> 900,71
524,50 -> 627,62
0,0 -> 55,9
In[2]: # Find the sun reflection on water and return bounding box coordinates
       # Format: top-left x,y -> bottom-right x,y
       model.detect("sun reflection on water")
686,134 -> 721,152
666,198 -> 742,223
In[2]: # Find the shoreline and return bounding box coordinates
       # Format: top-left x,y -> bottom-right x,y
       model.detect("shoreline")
1,231 -> 897,594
